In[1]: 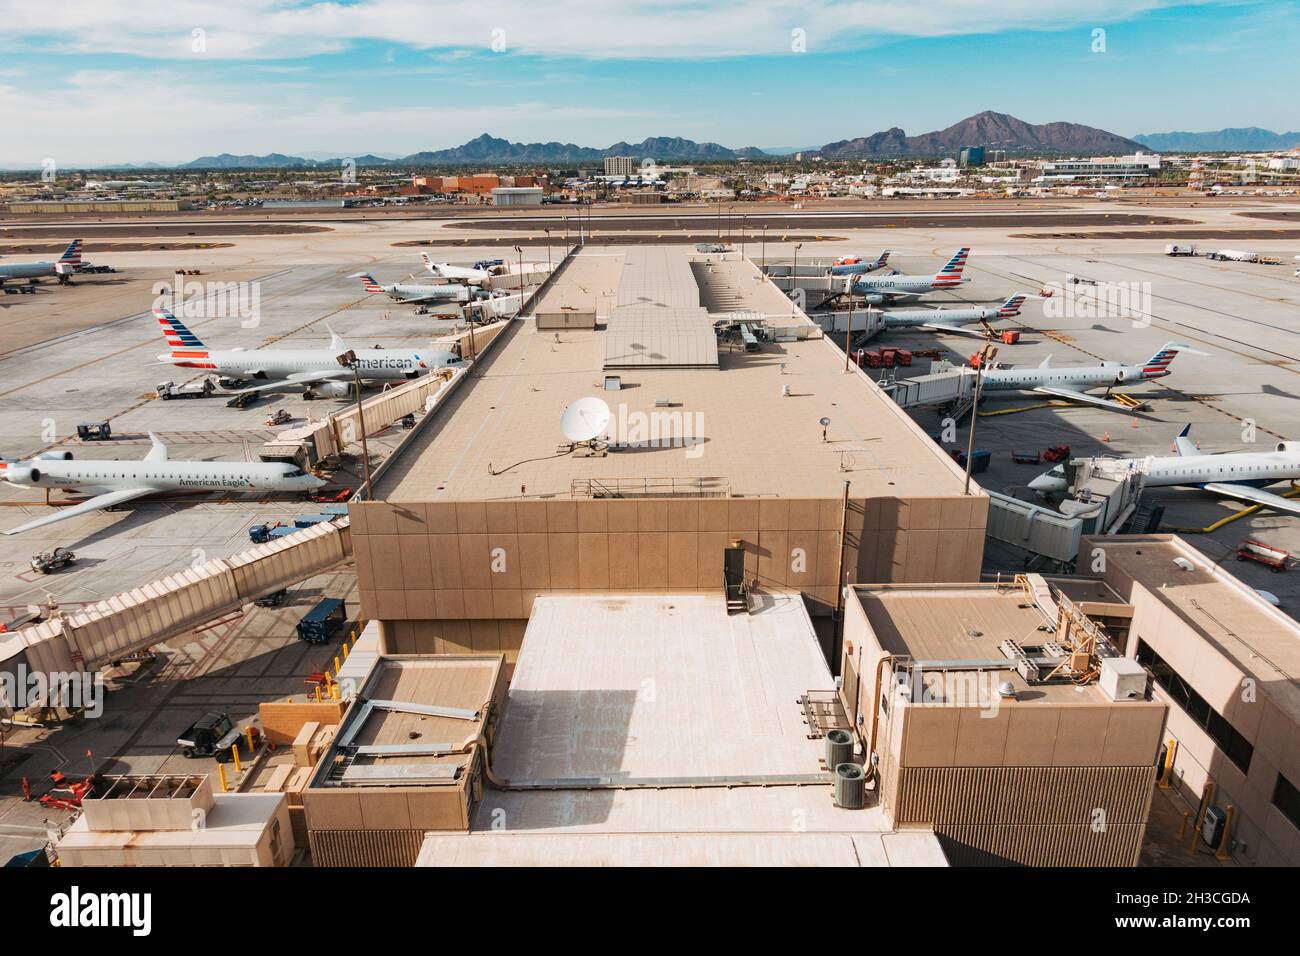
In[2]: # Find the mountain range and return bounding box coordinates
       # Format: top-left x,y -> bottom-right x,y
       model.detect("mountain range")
814,111 -> 1145,159
1134,127 -> 1300,152
17,113 -> 1287,172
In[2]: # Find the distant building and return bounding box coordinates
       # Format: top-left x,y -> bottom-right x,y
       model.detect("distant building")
604,155 -> 636,177
958,146 -> 986,168
1037,153 -> 1162,182
491,186 -> 544,206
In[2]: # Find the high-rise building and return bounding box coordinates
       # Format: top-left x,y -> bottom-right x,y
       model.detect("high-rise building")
959,146 -> 986,168
604,155 -> 636,177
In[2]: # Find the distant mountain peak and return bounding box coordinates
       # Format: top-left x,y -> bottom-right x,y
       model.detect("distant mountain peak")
817,112 -> 1144,159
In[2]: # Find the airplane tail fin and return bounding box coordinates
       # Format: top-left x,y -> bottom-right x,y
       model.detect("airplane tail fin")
875,249 -> 891,268
54,239 -> 84,274
932,247 -> 970,286
58,239 -> 83,265
1141,341 -> 1187,378
154,307 -> 209,357
421,253 -> 438,274
357,272 -> 385,294
998,293 -> 1027,317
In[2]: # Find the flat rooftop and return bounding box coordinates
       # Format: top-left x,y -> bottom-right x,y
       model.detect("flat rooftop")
851,581 -> 1125,704
376,245 -> 970,501
311,654 -> 502,788
415,593 -> 945,866
1082,535 -> 1300,721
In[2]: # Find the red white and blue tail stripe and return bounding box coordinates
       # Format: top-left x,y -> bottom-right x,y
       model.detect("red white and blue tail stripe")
58,239 -> 83,266
154,307 -> 214,367
1141,343 -> 1182,378
997,293 -> 1027,317
358,273 -> 385,293
932,247 -> 970,286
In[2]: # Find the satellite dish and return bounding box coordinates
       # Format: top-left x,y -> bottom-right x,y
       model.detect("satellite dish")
560,397 -> 612,443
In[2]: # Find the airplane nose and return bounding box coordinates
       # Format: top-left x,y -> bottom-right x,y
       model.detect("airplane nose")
1028,474 -> 1064,493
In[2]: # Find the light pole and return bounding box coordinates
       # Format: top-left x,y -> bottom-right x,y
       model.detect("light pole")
761,225 -> 767,274
791,242 -> 802,319
843,280 -> 854,372
336,349 -> 373,501
963,343 -> 999,495
513,244 -> 523,296
544,227 -> 552,273
740,215 -> 747,260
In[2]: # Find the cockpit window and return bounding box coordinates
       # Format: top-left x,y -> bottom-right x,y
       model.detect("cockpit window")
285,468 -> 306,477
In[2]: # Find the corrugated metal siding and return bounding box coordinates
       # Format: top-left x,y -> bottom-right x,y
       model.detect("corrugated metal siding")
936,823 -> 1146,867
896,765 -> 1156,825
309,828 -> 426,867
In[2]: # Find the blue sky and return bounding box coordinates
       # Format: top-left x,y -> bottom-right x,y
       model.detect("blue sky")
0,0 -> 1295,165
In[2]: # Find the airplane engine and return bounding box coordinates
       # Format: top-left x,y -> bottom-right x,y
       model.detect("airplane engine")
36,451 -> 73,460
4,466 -> 39,484
309,381 -> 353,399
1113,369 -> 1129,382
1277,441 -> 1300,453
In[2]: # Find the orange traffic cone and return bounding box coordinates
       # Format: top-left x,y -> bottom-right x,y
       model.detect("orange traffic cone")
1131,418 -> 1138,428
1103,431 -> 1111,443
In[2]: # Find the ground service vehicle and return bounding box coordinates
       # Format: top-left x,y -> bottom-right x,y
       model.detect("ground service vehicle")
178,711 -> 258,762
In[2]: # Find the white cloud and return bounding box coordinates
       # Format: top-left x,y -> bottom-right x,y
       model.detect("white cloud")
0,70 -> 669,164
0,0 -> 1204,60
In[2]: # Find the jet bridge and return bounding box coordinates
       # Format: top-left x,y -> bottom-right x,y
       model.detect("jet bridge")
877,367 -> 976,409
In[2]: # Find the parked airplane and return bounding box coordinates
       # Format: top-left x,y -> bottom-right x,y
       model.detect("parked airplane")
978,341 -> 1204,412
1,434 -> 323,535
880,294 -> 1028,336
1029,425 -> 1300,518
849,247 -> 970,302
829,250 -> 891,277
0,239 -> 83,285
354,272 -> 471,305
153,308 -> 459,397
421,254 -> 490,284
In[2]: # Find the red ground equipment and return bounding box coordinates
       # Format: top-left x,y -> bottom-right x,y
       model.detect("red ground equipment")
1043,444 -> 1071,463
1236,538 -> 1291,572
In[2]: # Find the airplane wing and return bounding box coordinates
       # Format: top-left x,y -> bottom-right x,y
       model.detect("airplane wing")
918,322 -> 988,338
1030,386 -> 1137,413
1201,483 -> 1300,518
233,370 -> 351,395
3,487 -> 153,535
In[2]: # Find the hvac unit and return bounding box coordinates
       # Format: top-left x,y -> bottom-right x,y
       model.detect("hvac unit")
833,763 -> 865,810
1099,657 -> 1148,701
825,730 -> 854,769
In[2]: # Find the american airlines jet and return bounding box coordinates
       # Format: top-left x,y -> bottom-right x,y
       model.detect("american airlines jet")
0,239 -> 83,285
1,434 -> 323,535
978,341 -> 1205,412
421,254 -> 490,284
880,294 -> 1028,337
829,250 -> 892,277
849,247 -> 971,303
154,308 -> 460,397
354,272 -> 471,305
1029,426 -> 1300,517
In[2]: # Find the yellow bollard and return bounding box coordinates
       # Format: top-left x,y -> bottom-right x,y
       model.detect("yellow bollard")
330,680 -> 340,701
217,763 -> 229,793
1158,738 -> 1178,789
342,642 -> 350,661
245,726 -> 255,752
1178,810 -> 1189,839
231,741 -> 242,774
333,655 -> 341,675
314,684 -> 322,703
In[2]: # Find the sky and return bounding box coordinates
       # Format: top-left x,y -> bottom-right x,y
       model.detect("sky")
0,0 -> 1295,166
